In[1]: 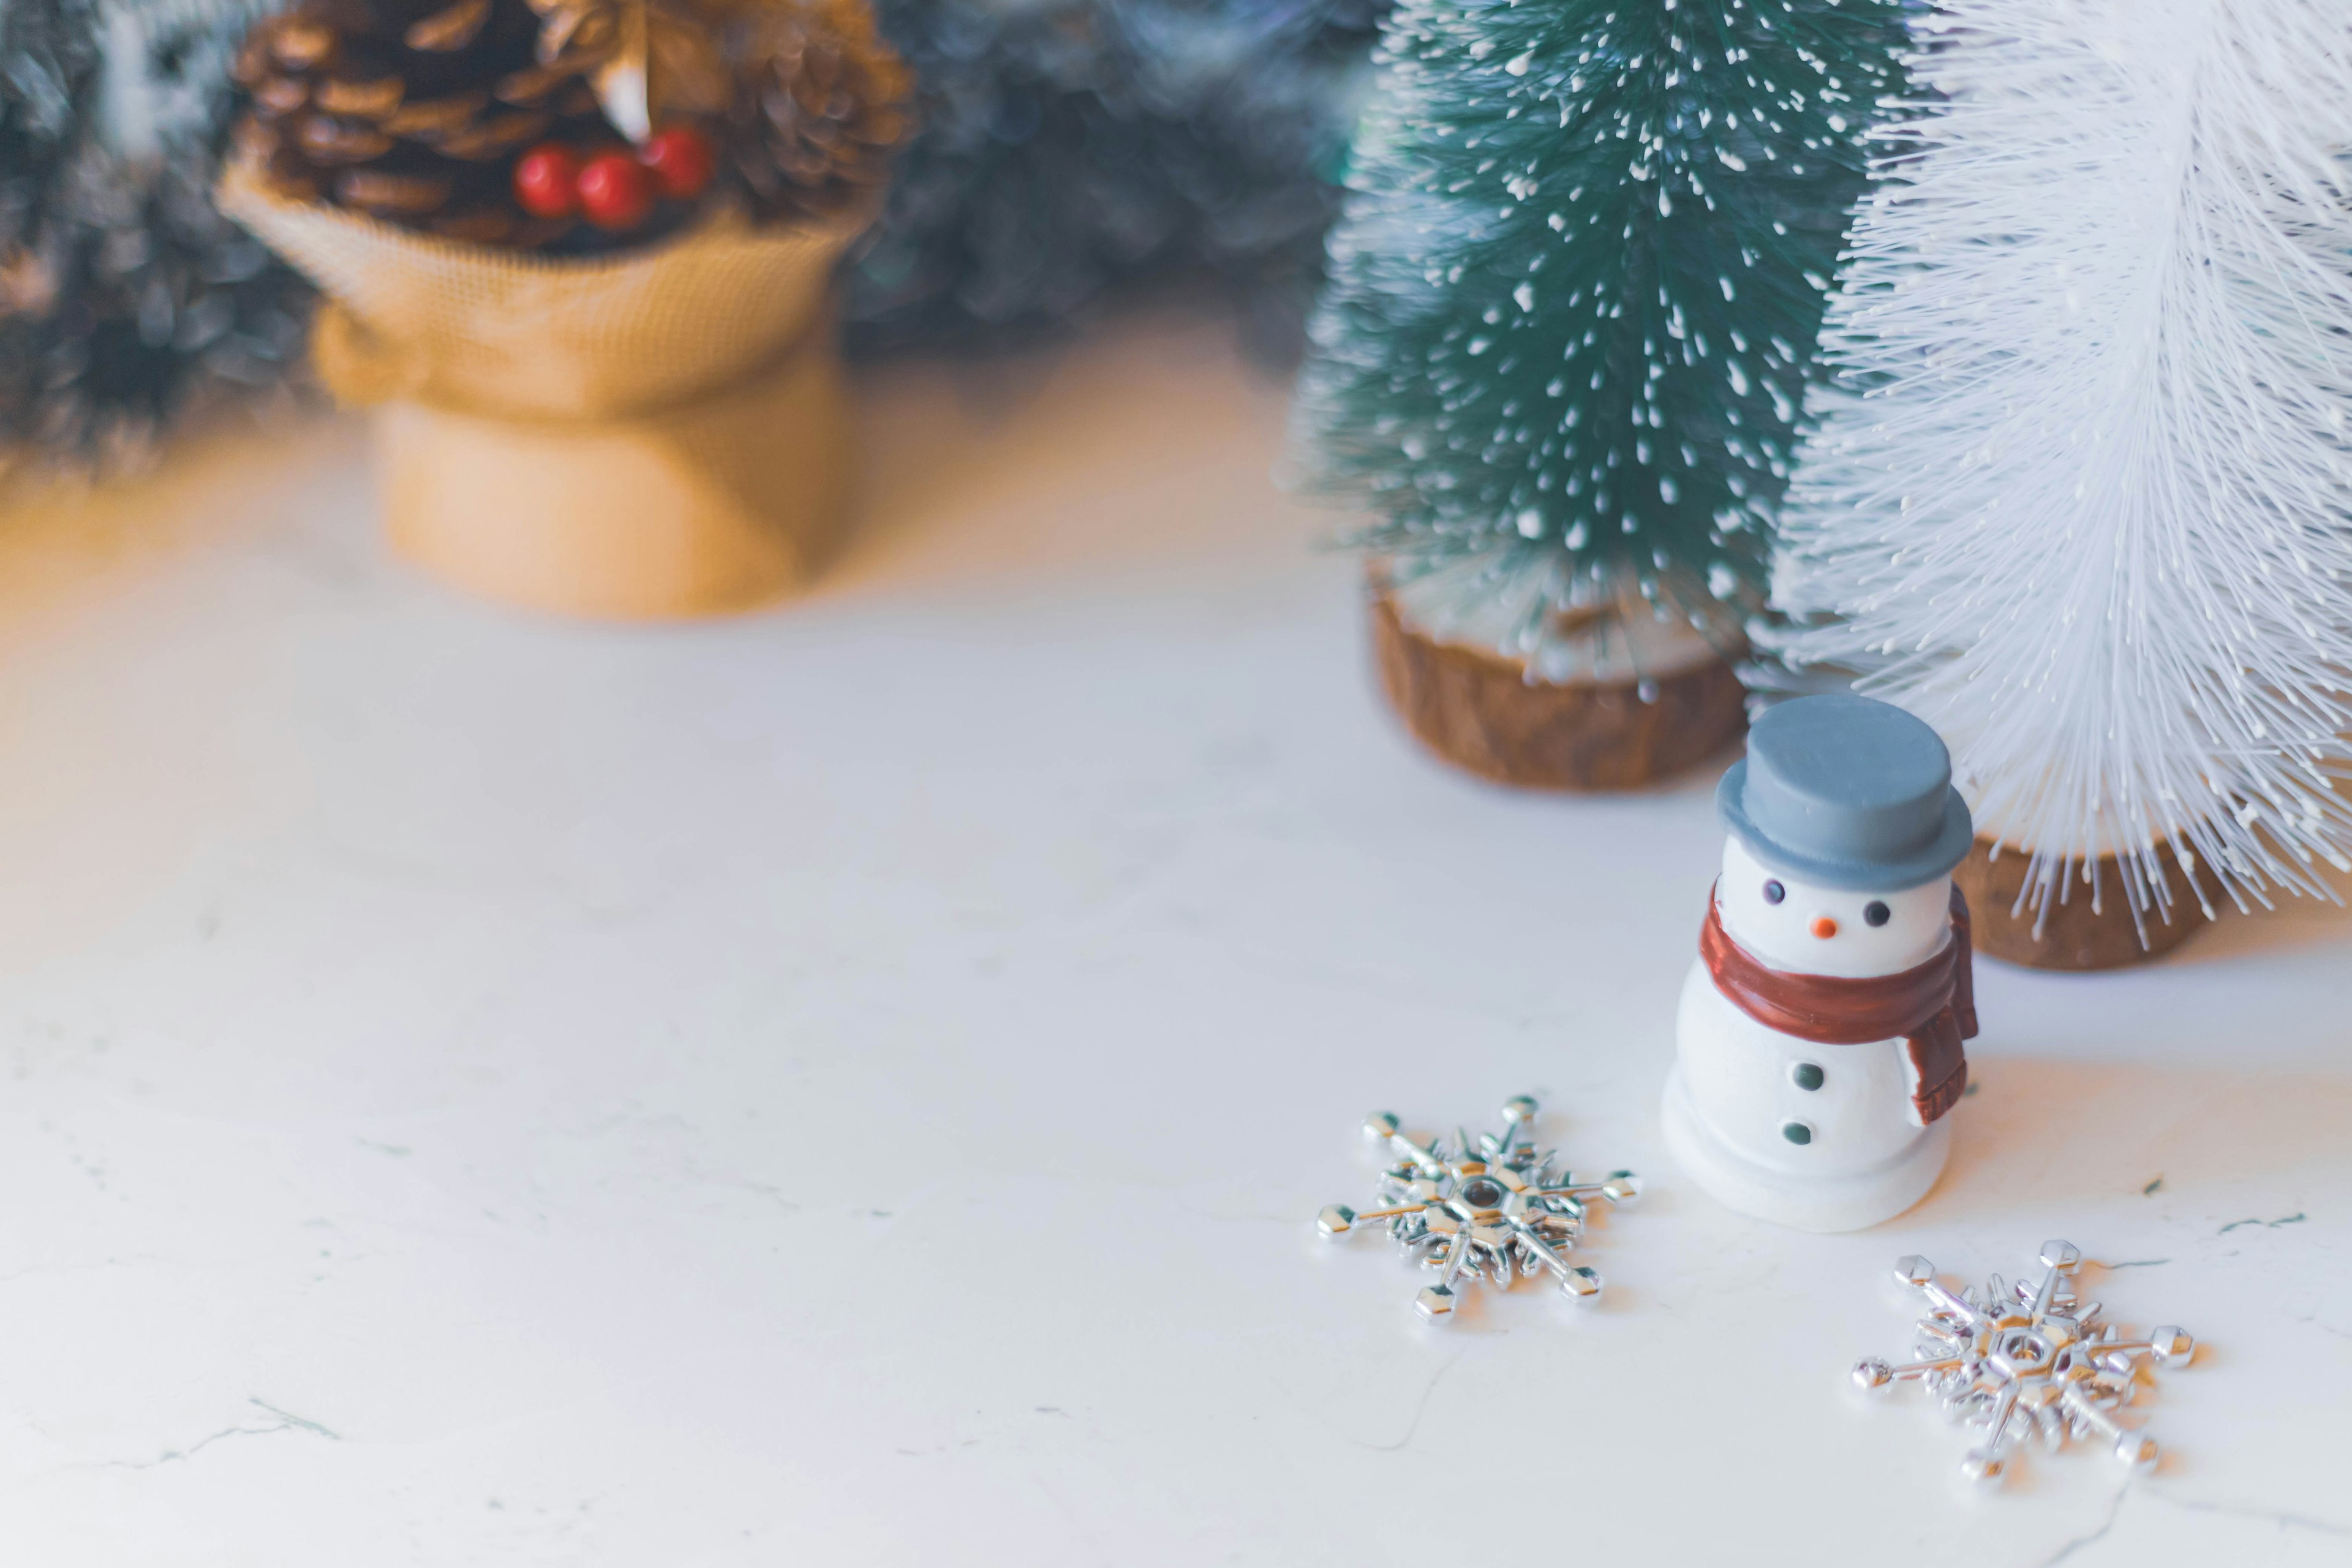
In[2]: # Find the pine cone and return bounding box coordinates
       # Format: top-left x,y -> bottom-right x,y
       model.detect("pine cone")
728,0 -> 911,222
231,0 -> 611,247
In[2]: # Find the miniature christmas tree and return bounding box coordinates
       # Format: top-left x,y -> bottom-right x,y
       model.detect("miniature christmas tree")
0,0 -> 309,470
1771,0 -> 2352,968
1291,0 -> 1905,788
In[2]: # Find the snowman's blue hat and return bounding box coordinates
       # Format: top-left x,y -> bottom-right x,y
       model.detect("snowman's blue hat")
1716,693 -> 1974,892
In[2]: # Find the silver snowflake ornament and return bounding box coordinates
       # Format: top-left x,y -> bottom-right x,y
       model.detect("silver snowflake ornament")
1317,1095 -> 1640,1322
1852,1240 -> 2196,1485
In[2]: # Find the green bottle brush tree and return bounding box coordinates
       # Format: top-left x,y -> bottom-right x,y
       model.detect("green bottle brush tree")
1290,0 -> 1905,788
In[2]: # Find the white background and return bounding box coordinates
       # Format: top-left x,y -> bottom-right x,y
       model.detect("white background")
0,314 -> 2343,1566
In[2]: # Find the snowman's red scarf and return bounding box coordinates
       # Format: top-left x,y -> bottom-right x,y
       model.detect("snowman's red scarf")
1699,884 -> 1976,1125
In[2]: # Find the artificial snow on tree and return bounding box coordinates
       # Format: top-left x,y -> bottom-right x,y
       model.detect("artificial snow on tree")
1290,0 -> 1905,789
1771,0 -> 2352,968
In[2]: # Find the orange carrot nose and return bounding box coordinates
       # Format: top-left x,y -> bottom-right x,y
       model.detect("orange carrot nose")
1810,916 -> 1840,939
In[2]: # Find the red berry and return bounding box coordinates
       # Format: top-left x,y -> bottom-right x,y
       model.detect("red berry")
638,125 -> 717,200
576,153 -> 655,230
513,143 -> 582,219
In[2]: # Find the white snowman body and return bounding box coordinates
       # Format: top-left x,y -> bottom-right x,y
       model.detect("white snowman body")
1662,837 -> 1956,1232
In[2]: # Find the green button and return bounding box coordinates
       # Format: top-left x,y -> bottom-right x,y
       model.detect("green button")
1793,1063 -> 1825,1091
1782,1121 -> 1813,1146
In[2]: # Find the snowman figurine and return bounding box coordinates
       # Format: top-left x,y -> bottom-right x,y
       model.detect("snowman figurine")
1662,694 -> 1978,1232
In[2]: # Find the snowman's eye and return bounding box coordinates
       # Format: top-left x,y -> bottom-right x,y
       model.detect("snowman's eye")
1762,880 -> 1785,905
1864,900 -> 1891,927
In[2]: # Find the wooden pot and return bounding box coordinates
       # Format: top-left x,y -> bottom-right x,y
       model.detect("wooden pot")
1953,836 -> 2215,971
1368,589 -> 1747,791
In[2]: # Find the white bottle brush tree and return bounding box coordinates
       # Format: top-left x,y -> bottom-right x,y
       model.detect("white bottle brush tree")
1288,0 -> 1910,674
1772,0 -> 2352,935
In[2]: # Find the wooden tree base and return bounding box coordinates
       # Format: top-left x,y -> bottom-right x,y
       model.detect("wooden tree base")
1369,592 -> 1747,791
1952,836 -> 2215,971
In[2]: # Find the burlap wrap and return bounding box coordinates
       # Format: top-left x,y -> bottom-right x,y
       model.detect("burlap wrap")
219,160 -> 870,619
1699,885 -> 1976,1125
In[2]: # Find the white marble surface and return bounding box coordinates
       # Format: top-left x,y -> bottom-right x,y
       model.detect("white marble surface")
0,313 -> 2346,1567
